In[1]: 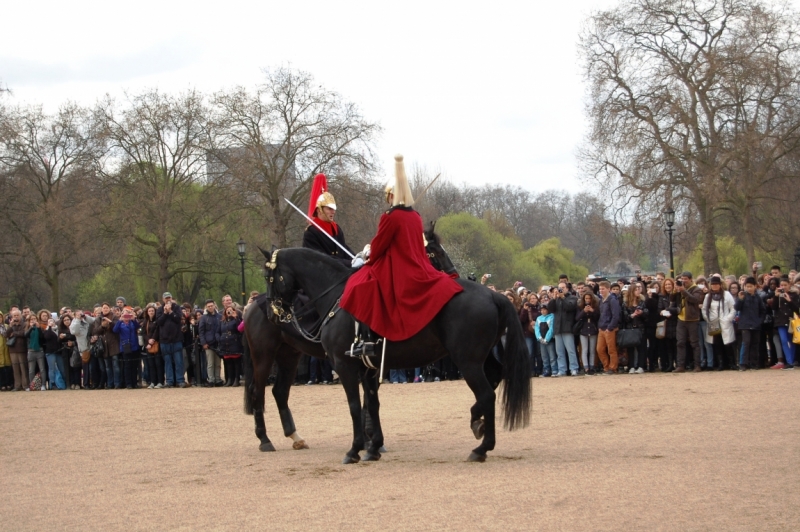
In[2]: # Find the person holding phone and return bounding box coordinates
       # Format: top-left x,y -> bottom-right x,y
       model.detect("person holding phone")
113,307 -> 141,389
673,272 -> 705,373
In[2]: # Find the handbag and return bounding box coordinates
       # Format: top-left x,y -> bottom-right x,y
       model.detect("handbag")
616,328 -> 642,348
80,350 -> 91,363
707,319 -> 722,336
6,335 -> 16,347
791,313 -> 800,344
146,340 -> 160,354
70,347 -> 82,368
655,320 -> 666,340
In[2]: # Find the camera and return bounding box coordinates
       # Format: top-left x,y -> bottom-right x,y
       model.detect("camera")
558,288 -> 564,294
676,280 -> 683,287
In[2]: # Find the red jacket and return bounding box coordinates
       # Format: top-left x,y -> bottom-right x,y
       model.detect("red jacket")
341,207 -> 463,341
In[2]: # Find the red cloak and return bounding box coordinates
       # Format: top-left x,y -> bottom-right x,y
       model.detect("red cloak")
340,206 -> 463,341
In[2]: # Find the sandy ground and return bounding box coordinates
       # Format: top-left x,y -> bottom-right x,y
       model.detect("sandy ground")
1,371 -> 799,531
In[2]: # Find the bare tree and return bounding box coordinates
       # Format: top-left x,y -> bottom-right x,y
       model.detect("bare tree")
96,89 -> 238,295
0,102 -> 103,308
580,0 -> 800,273
212,67 -> 381,248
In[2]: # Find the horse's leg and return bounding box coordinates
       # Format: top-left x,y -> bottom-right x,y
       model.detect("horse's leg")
361,369 -> 383,461
252,351 -> 276,452
460,361 -> 497,462
470,353 -> 504,439
273,344 -> 308,450
337,359 -> 366,464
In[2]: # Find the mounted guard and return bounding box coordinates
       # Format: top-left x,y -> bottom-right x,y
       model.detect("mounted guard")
302,173 -> 355,266
340,155 -> 463,356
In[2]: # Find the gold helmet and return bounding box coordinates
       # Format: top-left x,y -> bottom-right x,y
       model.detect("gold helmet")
384,182 -> 394,204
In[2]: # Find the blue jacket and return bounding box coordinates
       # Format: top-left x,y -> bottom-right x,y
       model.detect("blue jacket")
534,314 -> 554,343
199,310 -> 221,347
113,319 -> 141,351
598,293 -> 621,331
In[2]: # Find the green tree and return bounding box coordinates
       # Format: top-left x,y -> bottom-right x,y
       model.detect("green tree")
512,238 -> 588,290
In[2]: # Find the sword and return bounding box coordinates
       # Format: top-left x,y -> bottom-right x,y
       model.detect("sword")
284,197 -> 355,259
415,173 -> 441,203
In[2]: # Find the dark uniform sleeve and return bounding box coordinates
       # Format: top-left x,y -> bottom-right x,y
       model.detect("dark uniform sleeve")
302,225 -> 353,266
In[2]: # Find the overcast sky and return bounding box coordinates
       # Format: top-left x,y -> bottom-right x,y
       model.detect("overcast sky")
0,0 -> 675,193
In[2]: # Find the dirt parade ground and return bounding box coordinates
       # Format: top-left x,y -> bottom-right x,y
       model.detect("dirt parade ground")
2,371 -> 799,531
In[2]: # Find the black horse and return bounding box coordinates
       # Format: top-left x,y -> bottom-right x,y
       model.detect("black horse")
261,247 -> 531,463
242,223 -> 459,452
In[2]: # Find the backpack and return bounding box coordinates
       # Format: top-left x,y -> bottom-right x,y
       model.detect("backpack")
30,373 -> 43,391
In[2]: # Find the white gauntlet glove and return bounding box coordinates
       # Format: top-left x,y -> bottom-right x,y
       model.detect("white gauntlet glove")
362,244 -> 371,260
351,256 -> 365,269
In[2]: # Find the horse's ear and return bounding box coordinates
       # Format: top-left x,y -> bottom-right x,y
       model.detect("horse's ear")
430,220 -> 436,232
258,246 -> 271,259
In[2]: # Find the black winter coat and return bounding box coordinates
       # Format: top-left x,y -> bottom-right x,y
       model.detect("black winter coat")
156,305 -> 183,344
575,306 -> 600,336
657,294 -> 679,339
735,293 -> 766,330
547,295 -> 578,335
302,224 -> 354,266
218,317 -> 243,356
769,292 -> 800,328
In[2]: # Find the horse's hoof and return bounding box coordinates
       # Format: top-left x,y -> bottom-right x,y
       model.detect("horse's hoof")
342,454 -> 361,465
471,419 -> 485,440
467,451 -> 487,462
292,440 -> 310,450
363,452 -> 382,462
379,445 -> 387,453
259,442 -> 276,452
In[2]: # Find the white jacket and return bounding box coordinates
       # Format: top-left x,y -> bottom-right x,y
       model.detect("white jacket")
702,291 -> 736,345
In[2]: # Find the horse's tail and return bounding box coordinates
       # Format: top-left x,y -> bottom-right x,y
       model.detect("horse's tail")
492,290 -> 532,431
243,310 -> 256,416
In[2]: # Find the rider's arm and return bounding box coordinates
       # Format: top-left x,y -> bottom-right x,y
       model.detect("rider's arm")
368,212 -> 398,261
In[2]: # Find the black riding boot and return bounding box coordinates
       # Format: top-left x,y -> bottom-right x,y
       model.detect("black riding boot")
345,323 -> 377,357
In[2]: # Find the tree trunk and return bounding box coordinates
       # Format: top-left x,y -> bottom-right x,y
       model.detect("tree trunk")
159,251 -> 170,297
699,203 -> 721,276
48,267 -> 60,311
741,200 -> 757,266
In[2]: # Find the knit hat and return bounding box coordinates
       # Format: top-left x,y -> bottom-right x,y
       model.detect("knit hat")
709,275 -> 722,285
116,296 -> 126,304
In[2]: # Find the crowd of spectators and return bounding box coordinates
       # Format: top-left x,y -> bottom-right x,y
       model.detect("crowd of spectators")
4,263 -> 799,391
0,291 -> 255,392
495,263 -> 800,376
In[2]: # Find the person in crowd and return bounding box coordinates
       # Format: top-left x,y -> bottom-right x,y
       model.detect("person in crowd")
657,279 -> 679,372
67,312 -> 84,388
180,304 -> 196,385
535,304 -> 556,377
156,292 -> 188,388
674,271 -> 704,373
735,277 -> 766,370
694,276 -> 714,370
41,315 -> 64,389
701,276 -> 737,371
0,311 -> 12,391
728,281 -> 742,366
188,309 -> 206,386
5,309 -> 29,390
520,293 -> 541,376
644,281 -> 662,372
596,281 -> 621,375
199,299 -> 222,387
758,276 -> 779,368
547,281 -> 580,376
621,283 -> 649,373
26,311 -> 48,390
769,276 -> 799,370
141,304 -> 162,388
218,305 -> 243,387
113,307 -> 140,389
94,304 -> 121,389
575,291 -> 600,375
70,309 -> 97,388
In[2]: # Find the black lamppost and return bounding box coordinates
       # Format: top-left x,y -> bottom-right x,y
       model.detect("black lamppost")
664,208 -> 676,279
794,246 -> 800,271
237,238 -> 247,305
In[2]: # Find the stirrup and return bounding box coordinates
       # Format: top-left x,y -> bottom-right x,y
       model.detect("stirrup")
345,340 -> 376,358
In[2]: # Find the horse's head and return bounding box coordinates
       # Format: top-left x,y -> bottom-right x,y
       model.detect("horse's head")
424,220 -> 459,278
260,246 -> 299,302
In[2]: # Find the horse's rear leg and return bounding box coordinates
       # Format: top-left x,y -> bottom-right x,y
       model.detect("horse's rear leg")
460,362 -> 497,462
273,345 -> 308,449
